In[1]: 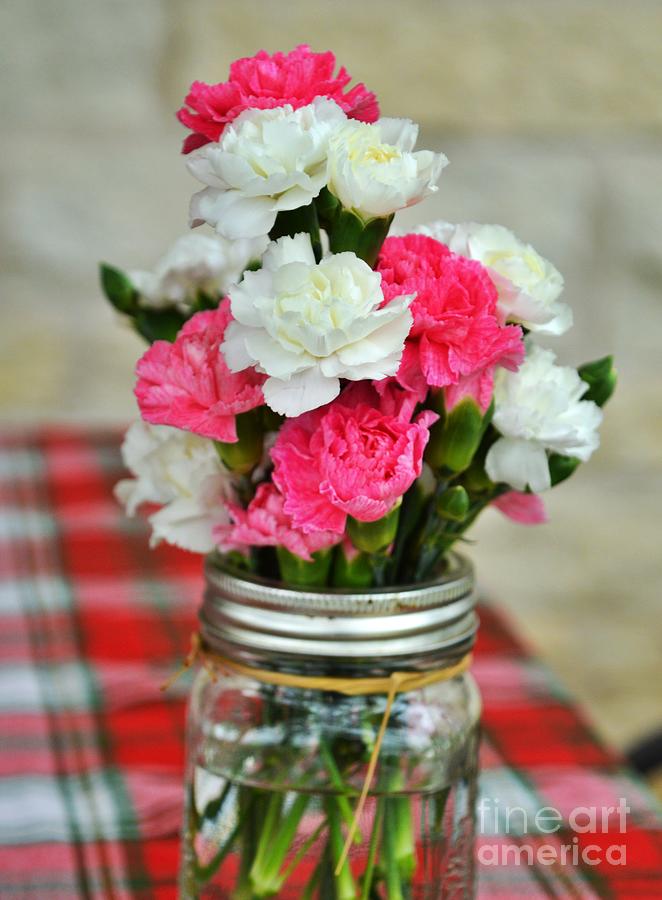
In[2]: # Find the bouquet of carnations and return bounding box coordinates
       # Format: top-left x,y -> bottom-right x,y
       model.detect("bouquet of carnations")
101,45 -> 615,899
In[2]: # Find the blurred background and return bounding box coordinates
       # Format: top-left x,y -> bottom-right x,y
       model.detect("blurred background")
2,1 -> 661,768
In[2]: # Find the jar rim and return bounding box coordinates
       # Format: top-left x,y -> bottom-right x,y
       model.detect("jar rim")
204,551 -> 473,616
200,553 -> 477,669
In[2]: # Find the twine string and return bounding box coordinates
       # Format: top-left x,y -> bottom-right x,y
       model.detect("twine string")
162,633 -> 471,877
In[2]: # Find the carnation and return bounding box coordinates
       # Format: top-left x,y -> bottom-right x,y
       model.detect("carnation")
187,98 -> 347,240
326,118 -> 447,220
216,482 -> 340,561
222,233 -> 413,417
115,420 -> 234,553
417,221 -> 570,336
177,44 -> 379,154
129,233 -> 268,312
377,234 -> 524,411
135,301 -> 265,442
271,383 -> 437,534
485,342 -> 603,493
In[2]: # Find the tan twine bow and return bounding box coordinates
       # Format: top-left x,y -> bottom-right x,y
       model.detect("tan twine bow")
162,632 -> 472,875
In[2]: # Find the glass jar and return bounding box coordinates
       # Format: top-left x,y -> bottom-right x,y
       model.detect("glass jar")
180,554 -> 480,899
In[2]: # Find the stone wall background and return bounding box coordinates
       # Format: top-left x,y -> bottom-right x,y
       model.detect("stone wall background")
2,1 -> 661,756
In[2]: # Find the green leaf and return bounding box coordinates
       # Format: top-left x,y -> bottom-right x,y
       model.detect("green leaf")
578,355 -> 617,407
99,263 -> 136,314
548,453 -> 581,486
133,309 -> 187,343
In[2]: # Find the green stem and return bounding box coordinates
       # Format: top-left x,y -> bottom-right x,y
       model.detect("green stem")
301,861 -> 322,900
279,819 -> 326,884
234,787 -> 264,897
360,799 -> 384,900
190,781 -> 240,886
390,797 -> 416,880
318,739 -> 363,843
324,797 -> 358,900
383,801 -> 406,900
249,792 -> 310,896
194,816 -> 243,884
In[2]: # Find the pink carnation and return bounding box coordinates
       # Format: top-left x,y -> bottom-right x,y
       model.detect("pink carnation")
377,235 -> 524,411
271,383 -> 438,534
492,491 -> 548,525
216,482 -> 339,561
135,301 -> 265,442
177,44 -> 379,153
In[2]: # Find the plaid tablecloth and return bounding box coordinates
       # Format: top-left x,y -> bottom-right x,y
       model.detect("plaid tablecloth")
1,427 -> 661,899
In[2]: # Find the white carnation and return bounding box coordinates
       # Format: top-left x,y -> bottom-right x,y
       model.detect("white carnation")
327,118 -> 447,220
115,421 -> 233,553
416,221 -> 571,336
186,98 -> 347,240
485,343 -> 602,493
222,233 -> 414,417
130,233 -> 268,313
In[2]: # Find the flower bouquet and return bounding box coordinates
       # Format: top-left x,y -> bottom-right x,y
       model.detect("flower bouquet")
101,45 -> 616,900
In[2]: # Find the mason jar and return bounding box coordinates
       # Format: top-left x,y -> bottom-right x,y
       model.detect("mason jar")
180,553 -> 481,899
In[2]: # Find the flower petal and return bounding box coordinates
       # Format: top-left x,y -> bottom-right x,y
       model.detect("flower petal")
485,437 -> 551,493
263,371 -> 340,416
492,491 -> 548,525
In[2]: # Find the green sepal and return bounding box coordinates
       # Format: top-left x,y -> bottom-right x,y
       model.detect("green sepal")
326,207 -> 393,267
463,457 -> 494,493
425,397 -> 485,474
261,407 -> 285,433
214,409 -> 264,475
269,202 -> 322,261
99,263 -> 136,314
578,355 -> 617,407
276,546 -> 333,587
222,550 -> 252,573
436,485 -> 470,522
332,545 -> 373,588
548,453 -> 581,486
315,186 -> 341,224
347,502 -> 400,553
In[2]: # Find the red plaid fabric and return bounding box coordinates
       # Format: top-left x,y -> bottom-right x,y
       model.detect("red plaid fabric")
1,427 -> 661,898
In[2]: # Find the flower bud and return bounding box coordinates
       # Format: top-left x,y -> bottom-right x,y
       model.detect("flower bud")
425,397 -> 485,474
214,409 -> 264,475
436,485 -> 470,521
347,501 -> 401,553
